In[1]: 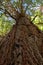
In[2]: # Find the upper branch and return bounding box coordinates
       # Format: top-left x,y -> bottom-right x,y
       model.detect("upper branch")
0,1 -> 20,20
4,3 -> 20,20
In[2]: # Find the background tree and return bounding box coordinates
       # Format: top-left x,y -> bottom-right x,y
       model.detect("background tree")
0,0 -> 43,65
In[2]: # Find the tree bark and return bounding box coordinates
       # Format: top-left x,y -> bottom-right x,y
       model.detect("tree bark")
0,16 -> 43,65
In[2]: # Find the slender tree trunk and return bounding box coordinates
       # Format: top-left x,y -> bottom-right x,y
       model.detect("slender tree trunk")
0,16 -> 43,65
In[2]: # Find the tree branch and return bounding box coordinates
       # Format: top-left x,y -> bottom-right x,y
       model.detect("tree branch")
0,1 -> 20,20
32,15 -> 37,22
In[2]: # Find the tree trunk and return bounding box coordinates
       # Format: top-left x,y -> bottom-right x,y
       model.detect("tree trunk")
0,16 -> 43,65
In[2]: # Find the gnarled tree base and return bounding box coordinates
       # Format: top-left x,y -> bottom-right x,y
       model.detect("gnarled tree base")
0,16 -> 43,65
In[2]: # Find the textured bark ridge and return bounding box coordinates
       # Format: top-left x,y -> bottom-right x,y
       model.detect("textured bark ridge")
0,16 -> 43,65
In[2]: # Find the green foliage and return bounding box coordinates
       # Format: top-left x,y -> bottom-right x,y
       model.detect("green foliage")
31,9 -> 43,31
0,14 -> 15,36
